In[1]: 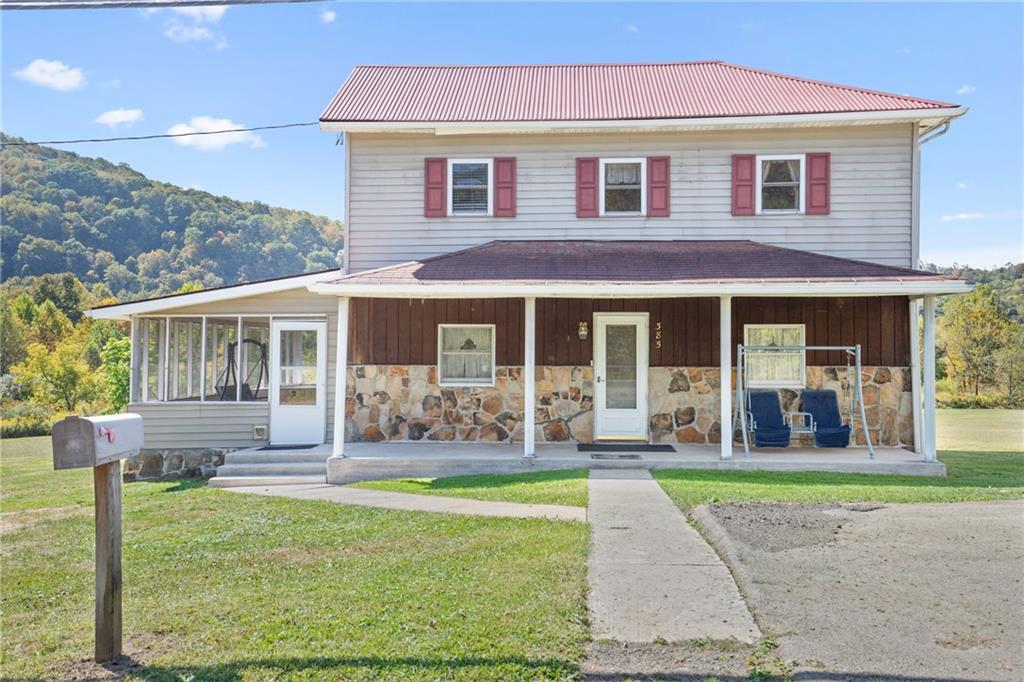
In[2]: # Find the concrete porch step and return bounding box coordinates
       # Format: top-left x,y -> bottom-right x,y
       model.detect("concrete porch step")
209,474 -> 326,488
224,451 -> 329,464
215,462 -> 328,477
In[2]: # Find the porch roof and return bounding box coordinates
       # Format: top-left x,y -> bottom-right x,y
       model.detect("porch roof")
309,240 -> 970,298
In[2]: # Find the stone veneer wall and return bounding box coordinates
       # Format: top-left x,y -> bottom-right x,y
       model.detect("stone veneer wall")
346,365 -> 913,448
648,366 -> 914,448
122,448 -> 228,482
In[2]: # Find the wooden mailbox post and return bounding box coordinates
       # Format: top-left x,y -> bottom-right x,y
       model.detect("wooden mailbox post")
52,414 -> 143,663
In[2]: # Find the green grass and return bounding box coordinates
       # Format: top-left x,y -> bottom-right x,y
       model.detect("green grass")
1,437 -> 588,681
937,408 -> 1023,452
654,451 -> 1024,509
351,469 -> 589,507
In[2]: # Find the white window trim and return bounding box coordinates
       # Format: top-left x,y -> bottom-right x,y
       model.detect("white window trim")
743,323 -> 807,388
437,323 -> 497,387
447,158 -> 493,217
599,157 -> 647,216
755,153 -> 805,215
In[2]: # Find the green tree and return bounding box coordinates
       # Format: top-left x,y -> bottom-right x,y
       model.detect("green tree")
937,285 -> 1012,395
10,292 -> 36,325
32,299 -> 72,349
13,338 -> 100,411
1,299 -> 29,374
994,324 -> 1024,404
100,336 -> 131,412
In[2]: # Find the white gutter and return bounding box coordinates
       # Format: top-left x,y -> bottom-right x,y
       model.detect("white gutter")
87,271 -> 338,320
320,107 -> 967,136
307,279 -> 972,299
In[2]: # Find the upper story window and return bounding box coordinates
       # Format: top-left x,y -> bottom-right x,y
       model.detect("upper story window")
437,324 -> 495,386
448,159 -> 492,216
744,324 -> 806,388
756,154 -> 805,214
600,158 -> 646,215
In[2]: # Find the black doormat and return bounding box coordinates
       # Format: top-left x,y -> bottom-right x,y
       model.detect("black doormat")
590,453 -> 641,460
258,444 -> 317,451
578,443 -> 676,453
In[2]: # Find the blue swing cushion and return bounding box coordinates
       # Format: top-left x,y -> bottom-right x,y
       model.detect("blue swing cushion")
801,389 -> 851,448
748,390 -> 791,448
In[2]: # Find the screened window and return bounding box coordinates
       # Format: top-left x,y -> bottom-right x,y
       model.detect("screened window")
134,316 -> 273,403
744,324 -> 806,388
757,155 -> 804,213
449,159 -> 492,215
438,325 -> 495,386
601,159 -> 645,215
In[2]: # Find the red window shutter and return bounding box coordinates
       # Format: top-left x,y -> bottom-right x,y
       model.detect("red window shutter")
647,156 -> 670,217
806,152 -> 831,215
424,157 -> 447,217
731,154 -> 755,216
493,157 -> 516,217
576,157 -> 599,218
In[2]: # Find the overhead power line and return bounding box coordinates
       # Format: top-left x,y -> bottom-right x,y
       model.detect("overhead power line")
1,0 -> 324,9
0,121 -> 320,147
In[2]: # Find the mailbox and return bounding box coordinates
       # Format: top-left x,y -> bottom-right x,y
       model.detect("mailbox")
52,414 -> 144,471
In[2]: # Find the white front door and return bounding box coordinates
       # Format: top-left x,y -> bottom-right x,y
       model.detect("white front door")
593,313 -> 649,441
270,320 -> 327,445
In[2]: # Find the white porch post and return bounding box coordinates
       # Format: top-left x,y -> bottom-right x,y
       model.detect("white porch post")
719,295 -> 733,460
523,297 -> 537,458
331,296 -> 350,458
922,295 -> 938,462
909,298 -> 923,454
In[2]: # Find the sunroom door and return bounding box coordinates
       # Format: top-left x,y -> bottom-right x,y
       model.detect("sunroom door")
593,313 -> 649,441
269,320 -> 327,445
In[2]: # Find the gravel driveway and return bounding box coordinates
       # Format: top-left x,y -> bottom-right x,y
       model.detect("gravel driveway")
693,500 -> 1024,681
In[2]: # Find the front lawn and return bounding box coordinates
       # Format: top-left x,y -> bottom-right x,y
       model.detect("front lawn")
1,437 -> 589,681
937,407 -> 1023,452
654,451 -> 1024,509
352,468 -> 589,507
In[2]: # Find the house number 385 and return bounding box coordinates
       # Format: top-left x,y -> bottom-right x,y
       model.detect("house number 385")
655,322 -> 663,349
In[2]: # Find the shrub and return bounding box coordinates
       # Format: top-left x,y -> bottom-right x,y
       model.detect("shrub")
0,404 -> 66,438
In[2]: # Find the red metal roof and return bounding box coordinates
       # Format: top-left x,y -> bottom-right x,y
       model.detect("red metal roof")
329,240 -> 956,286
321,62 -> 958,123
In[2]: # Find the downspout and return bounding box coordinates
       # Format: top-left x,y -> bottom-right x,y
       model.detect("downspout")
918,119 -> 951,145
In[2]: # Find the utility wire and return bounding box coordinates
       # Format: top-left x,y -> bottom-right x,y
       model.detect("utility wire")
1,121 -> 320,147
1,0 -> 323,9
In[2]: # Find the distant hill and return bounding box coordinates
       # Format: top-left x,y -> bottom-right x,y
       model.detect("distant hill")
921,262 -> 1024,320
0,134 -> 343,300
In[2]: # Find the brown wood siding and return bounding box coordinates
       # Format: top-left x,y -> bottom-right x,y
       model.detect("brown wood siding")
348,296 -> 909,368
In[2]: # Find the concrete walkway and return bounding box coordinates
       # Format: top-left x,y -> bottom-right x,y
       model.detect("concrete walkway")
223,483 -> 586,522
587,469 -> 760,643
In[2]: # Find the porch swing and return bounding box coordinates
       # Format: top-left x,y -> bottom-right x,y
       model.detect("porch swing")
215,339 -> 269,401
733,343 -> 876,458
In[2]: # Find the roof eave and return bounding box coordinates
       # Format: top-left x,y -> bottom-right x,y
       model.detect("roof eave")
319,107 -> 967,135
307,279 -> 973,299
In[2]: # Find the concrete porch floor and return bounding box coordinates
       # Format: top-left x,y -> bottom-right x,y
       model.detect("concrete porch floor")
316,441 -> 945,484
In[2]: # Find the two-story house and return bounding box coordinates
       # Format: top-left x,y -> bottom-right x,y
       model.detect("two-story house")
89,62 -> 970,484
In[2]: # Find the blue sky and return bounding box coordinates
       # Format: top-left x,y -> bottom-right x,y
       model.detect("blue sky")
3,1 -> 1021,267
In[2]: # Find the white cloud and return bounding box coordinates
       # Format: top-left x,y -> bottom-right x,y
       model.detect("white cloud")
940,212 -> 984,222
895,47 -> 911,55
100,77 -> 121,89
95,108 -> 143,127
320,9 -> 336,24
955,84 -> 976,95
624,23 -> 639,34
14,58 -> 85,91
172,6 -> 227,22
957,181 -> 968,190
167,116 -> 265,151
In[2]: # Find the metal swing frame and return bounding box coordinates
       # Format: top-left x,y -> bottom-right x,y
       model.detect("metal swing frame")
734,343 -> 876,459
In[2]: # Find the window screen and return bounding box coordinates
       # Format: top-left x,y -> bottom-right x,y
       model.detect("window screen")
744,325 -> 806,387
760,158 -> 802,211
604,161 -> 642,213
450,162 -> 490,214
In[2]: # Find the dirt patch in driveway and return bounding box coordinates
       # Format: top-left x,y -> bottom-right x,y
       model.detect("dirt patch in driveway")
694,500 -> 1024,682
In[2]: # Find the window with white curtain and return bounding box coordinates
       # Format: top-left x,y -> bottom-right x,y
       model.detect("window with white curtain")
756,154 -> 805,213
600,158 -> 645,215
744,324 -> 806,388
437,324 -> 495,386
448,159 -> 492,215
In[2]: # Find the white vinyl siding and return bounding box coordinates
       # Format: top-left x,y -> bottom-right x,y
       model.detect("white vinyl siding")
346,124 -> 915,271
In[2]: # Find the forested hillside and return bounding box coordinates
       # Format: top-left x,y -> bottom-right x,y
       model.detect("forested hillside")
921,262 -> 1024,321
0,134 -> 344,299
